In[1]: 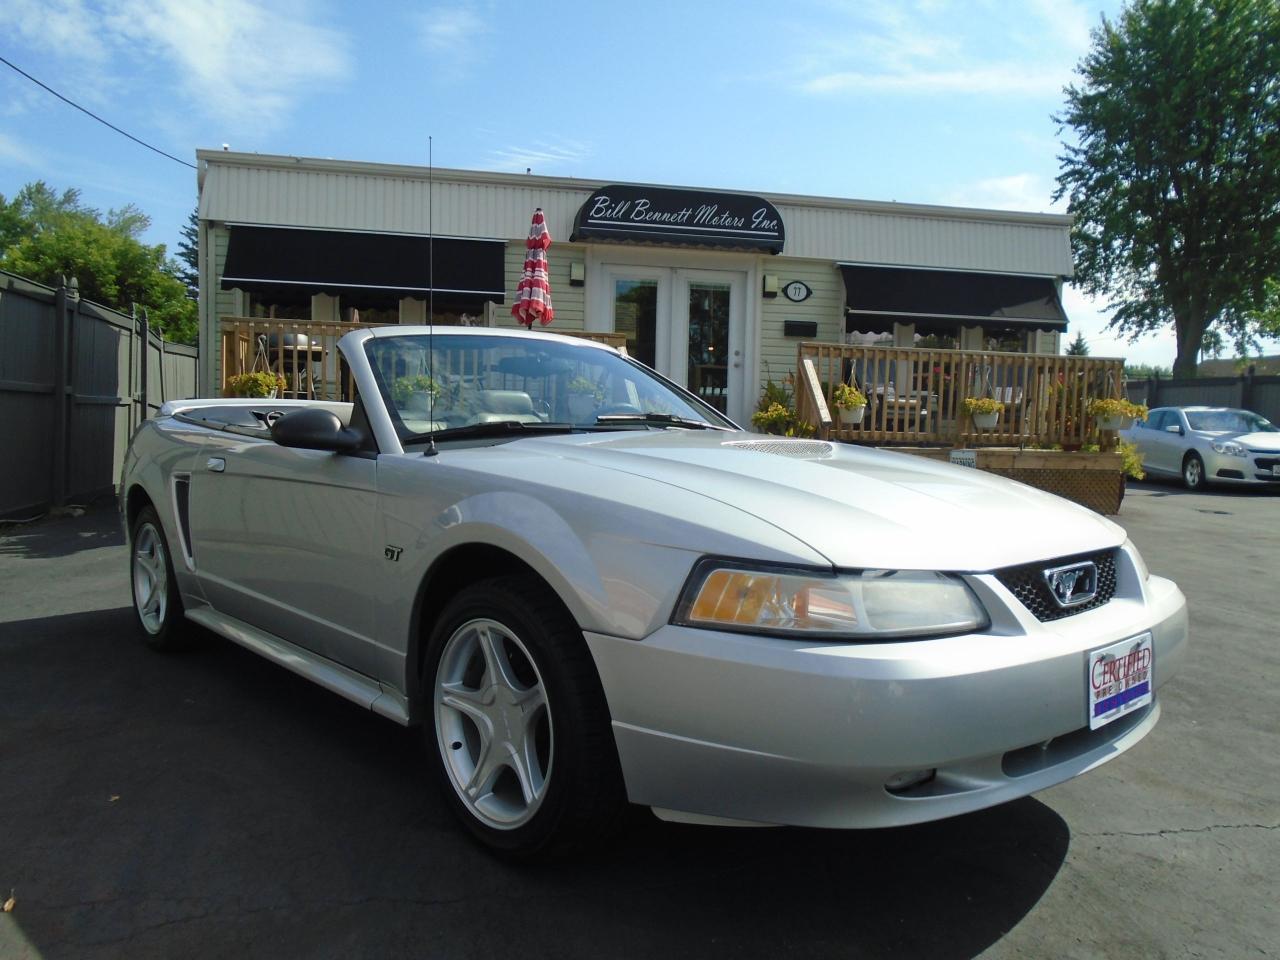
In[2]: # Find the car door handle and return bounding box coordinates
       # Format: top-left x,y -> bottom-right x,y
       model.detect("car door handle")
206,457 -> 226,473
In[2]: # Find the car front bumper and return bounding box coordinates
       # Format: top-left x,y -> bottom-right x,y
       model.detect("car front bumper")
584,573 -> 1187,828
1203,447 -> 1280,485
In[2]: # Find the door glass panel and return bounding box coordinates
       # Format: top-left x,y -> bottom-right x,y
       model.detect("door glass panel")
687,282 -> 731,413
613,280 -> 657,368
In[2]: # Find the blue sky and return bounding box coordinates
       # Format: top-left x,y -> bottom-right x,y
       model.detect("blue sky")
0,0 -> 1177,365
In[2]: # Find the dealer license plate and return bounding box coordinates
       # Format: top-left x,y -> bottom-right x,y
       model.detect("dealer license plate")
1088,633 -> 1154,730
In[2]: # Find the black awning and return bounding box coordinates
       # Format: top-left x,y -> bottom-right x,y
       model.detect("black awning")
220,226 -> 506,302
839,265 -> 1068,334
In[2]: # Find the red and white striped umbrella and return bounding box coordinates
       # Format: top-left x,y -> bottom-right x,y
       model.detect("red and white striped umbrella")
512,208 -> 555,328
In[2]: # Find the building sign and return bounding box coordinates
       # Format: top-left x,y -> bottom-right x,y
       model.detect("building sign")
571,185 -> 785,253
949,449 -> 978,469
782,280 -> 812,302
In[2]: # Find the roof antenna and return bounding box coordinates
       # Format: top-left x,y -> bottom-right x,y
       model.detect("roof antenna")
424,135 -> 438,458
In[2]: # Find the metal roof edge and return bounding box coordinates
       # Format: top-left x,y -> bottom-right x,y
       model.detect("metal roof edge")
196,150 -> 1074,229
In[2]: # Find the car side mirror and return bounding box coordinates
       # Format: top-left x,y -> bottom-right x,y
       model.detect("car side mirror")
270,408 -> 364,453
1165,424 -> 1183,435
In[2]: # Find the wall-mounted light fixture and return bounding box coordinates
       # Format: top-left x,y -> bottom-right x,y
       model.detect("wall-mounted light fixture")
569,261 -> 586,286
762,274 -> 779,298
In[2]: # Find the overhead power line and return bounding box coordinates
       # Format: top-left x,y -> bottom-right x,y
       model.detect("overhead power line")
0,54 -> 196,170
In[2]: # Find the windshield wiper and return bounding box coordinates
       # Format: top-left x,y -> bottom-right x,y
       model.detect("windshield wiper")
594,412 -> 728,430
405,420 -> 580,443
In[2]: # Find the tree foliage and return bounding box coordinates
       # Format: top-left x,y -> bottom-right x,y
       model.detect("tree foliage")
176,207 -> 199,299
1066,331 -> 1091,355
0,182 -> 197,344
1054,0 -> 1280,376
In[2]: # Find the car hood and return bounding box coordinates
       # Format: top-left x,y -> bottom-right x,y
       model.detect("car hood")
515,430 -> 1124,571
1209,431 -> 1280,449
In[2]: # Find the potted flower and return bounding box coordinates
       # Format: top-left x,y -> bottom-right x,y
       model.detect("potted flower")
962,396 -> 1002,430
392,374 -> 442,411
831,383 -> 868,425
227,371 -> 286,399
1087,397 -> 1148,431
566,376 -> 601,421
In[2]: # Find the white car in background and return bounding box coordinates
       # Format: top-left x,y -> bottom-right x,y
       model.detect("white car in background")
1122,406 -> 1280,490
121,327 -> 1188,857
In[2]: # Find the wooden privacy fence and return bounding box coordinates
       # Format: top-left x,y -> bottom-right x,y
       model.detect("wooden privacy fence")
795,342 -> 1126,447
218,317 -> 629,399
0,271 -> 198,520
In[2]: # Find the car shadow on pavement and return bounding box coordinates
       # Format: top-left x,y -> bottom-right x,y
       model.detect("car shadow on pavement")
1,610 -> 1069,960
0,507 -> 124,561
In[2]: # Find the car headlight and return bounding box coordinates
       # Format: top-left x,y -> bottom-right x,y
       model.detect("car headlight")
1211,439 -> 1247,457
1125,539 -> 1151,582
673,560 -> 988,640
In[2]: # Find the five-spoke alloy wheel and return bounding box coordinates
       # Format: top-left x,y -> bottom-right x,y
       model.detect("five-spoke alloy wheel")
424,575 -> 625,858
130,505 -> 187,649
434,618 -> 553,830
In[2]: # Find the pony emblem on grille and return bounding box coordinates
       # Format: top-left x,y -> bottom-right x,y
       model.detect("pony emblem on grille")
1042,561 -> 1098,608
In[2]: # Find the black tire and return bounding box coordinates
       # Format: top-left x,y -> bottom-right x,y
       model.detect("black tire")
422,574 -> 625,858
1182,452 -> 1206,491
129,505 -> 189,650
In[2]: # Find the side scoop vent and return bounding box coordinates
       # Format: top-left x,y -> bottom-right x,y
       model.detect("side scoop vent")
721,439 -> 835,459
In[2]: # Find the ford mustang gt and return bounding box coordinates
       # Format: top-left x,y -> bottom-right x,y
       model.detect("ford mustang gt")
121,327 -> 1187,857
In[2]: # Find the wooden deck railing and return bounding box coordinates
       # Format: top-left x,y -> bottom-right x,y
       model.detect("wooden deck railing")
218,318 -> 630,398
795,342 -> 1126,447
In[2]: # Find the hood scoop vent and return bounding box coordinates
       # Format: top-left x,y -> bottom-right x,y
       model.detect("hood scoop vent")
722,439 -> 835,459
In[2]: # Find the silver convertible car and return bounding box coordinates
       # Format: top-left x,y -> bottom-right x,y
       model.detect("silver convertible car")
122,327 -> 1187,857
1120,406 -> 1280,490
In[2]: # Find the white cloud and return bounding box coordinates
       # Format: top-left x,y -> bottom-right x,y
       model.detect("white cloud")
791,0 -> 1092,100
0,131 -> 41,168
0,0 -> 349,129
417,6 -> 486,51
1061,283 -> 1177,366
803,64 -> 1067,97
485,140 -> 591,175
941,173 -> 1063,213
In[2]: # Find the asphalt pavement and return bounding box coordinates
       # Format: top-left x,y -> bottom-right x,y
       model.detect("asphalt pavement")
0,481 -> 1276,959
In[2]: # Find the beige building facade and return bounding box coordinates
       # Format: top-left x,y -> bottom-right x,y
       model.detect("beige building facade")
197,150 -> 1073,425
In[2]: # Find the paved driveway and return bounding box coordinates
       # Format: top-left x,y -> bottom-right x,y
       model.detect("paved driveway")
0,483 -> 1276,959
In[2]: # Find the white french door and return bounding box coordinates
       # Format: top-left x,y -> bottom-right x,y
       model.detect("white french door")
596,263 -> 747,423
674,268 -> 746,421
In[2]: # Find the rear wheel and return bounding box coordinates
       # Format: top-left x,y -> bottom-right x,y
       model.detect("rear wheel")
423,575 -> 625,858
130,505 -> 188,650
1182,452 -> 1206,491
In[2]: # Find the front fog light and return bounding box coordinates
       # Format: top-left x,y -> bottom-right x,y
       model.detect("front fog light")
885,769 -> 936,794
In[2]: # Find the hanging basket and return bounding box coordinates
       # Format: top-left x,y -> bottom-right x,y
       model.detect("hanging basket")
839,404 -> 866,426
1098,415 -> 1134,431
972,411 -> 999,430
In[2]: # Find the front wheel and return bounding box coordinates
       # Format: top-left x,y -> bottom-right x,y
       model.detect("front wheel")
423,575 -> 625,858
1182,452 -> 1206,491
130,505 -> 188,650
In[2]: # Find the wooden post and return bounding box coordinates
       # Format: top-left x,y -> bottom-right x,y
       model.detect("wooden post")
50,278 -> 70,508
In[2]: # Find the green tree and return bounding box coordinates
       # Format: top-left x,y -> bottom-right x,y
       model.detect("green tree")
1054,0 -> 1280,377
0,181 -> 196,344
176,207 -> 199,299
1066,331 -> 1091,355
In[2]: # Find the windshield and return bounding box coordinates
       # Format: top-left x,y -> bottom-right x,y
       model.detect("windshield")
364,333 -> 731,441
1185,410 -> 1276,433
